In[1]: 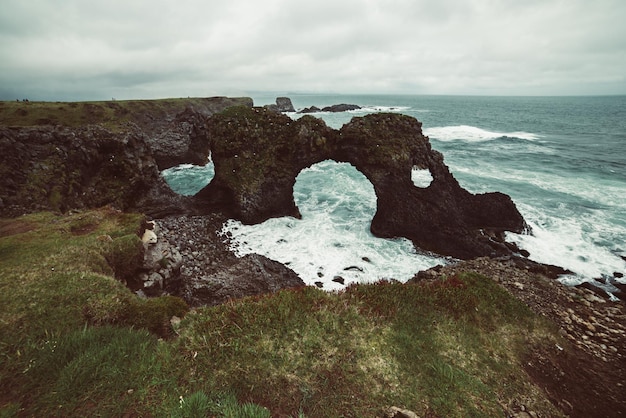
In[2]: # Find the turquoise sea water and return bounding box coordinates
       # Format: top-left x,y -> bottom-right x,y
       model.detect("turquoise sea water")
162,95 -> 626,292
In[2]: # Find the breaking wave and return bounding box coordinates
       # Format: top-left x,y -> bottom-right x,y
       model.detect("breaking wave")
424,125 -> 540,142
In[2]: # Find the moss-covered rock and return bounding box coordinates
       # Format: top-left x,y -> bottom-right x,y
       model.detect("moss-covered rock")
196,109 -> 525,259
0,97 -> 253,218
104,234 -> 145,282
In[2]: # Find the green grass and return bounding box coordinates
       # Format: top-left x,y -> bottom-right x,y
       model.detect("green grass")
0,97 -> 252,131
0,209 -> 564,417
173,277 -> 560,417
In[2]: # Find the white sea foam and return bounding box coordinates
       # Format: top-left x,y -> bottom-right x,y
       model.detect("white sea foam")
424,125 -> 539,142
506,203 -> 626,288
221,161 -> 448,290
354,105 -> 412,113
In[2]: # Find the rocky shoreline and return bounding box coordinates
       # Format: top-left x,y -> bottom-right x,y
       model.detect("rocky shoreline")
3,97 -> 625,415
146,213 -> 626,364
142,211 -> 626,416
135,211 -> 626,415
137,213 -> 304,307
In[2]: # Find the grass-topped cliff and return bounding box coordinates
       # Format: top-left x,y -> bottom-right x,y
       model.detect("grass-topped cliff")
0,97 -> 252,131
1,208 -> 568,417
0,97 -> 252,218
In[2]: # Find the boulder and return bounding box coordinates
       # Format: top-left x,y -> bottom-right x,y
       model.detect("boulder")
276,97 -> 296,112
182,253 -> 305,306
299,106 -> 321,114
297,104 -> 361,113
264,97 -> 296,113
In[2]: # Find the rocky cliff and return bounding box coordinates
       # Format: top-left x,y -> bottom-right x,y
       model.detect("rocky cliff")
0,97 -> 251,218
1,97 -> 526,259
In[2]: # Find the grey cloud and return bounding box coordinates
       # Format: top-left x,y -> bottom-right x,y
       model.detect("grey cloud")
1,0 -> 625,100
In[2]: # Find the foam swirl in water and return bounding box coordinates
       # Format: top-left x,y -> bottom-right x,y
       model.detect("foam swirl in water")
221,160 -> 449,290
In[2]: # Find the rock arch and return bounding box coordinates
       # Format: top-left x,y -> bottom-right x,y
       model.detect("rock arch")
195,106 -> 526,259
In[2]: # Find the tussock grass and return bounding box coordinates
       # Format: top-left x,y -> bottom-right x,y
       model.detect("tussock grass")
175,277 -> 561,417
1,209 -> 563,417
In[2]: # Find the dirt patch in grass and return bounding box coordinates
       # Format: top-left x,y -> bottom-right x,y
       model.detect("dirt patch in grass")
0,219 -> 36,237
523,340 -> 625,417
70,222 -> 98,235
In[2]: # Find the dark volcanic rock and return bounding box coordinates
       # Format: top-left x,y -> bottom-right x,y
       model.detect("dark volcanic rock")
195,107 -> 526,259
149,107 -> 212,170
298,104 -> 361,113
140,97 -> 253,170
154,214 -> 304,306
0,124 -> 188,218
0,97 -> 251,218
276,97 -> 296,112
322,103 -> 361,112
299,106 -> 321,114
183,253 -> 304,306
264,97 -> 296,113
1,99 -> 526,260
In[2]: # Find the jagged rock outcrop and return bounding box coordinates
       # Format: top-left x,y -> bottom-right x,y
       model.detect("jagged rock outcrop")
0,124 -> 187,218
155,214 -> 305,306
196,106 -> 526,259
132,97 -> 253,170
264,97 -> 296,113
322,103 -> 361,112
276,97 -> 296,112
298,103 -> 361,113
299,106 -> 321,114
0,97 -> 252,218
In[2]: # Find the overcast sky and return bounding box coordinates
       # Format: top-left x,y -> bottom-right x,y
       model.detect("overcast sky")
1,0 -> 625,101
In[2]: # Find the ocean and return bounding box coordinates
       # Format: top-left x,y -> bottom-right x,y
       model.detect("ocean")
162,94 -> 626,294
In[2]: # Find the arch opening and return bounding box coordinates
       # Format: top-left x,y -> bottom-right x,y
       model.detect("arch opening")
161,160 -> 215,196
294,160 -> 376,225
411,166 -> 434,188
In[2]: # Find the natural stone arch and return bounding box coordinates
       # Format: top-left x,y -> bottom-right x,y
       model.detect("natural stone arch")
195,106 -> 526,259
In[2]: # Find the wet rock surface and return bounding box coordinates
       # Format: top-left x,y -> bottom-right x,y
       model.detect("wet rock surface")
152,214 -> 304,306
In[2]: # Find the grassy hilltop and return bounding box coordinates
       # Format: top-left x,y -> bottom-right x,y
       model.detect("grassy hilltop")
1,208 -> 563,417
